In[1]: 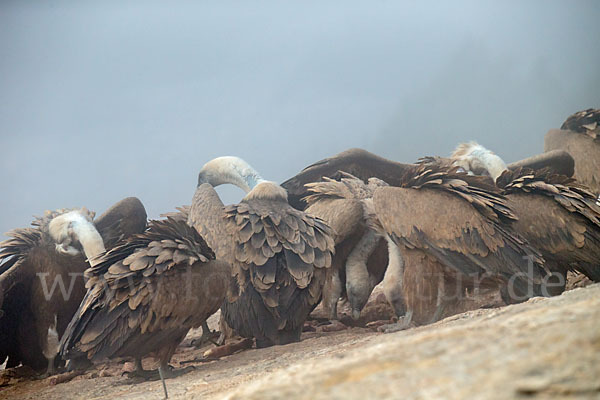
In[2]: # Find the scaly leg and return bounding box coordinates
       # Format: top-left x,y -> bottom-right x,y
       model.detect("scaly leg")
382,236 -> 407,317
192,321 -> 220,348
346,230 -> 381,320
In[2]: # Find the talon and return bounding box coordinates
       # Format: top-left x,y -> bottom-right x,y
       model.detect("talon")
377,310 -> 414,333
193,323 -> 221,348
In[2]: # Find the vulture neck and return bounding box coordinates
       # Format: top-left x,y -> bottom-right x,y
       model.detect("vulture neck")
48,211 -> 106,266
243,181 -> 289,202
198,156 -> 267,193
469,146 -> 507,182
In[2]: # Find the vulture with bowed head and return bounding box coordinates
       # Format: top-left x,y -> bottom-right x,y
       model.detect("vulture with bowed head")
280,147 -> 570,323
59,213 -> 230,387
0,197 -> 146,376
302,175 -> 392,321
448,142 -> 600,294
188,156 -> 335,348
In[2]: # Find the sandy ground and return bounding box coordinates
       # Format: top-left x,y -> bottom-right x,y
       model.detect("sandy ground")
1,284 -> 599,400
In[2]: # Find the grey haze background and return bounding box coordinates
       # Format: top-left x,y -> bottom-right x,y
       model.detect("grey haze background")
1,0 -> 599,236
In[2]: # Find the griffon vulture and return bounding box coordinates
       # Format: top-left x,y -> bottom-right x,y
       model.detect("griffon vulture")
188,156 -> 335,348
279,147 -> 571,322
444,142 -> 600,293
59,215 -> 229,387
545,108 -> 600,195
281,147 -> 575,210
364,164 -> 549,330
302,175 -> 391,321
0,197 -> 146,375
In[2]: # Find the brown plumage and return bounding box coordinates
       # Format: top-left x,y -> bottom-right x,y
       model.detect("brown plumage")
0,198 -> 146,374
0,222 -> 46,371
303,175 -> 391,320
438,141 -> 599,292
281,148 -> 413,210
0,208 -> 102,375
368,164 -> 548,326
546,108 -> 600,194
190,165 -> 335,348
282,148 -> 575,211
94,197 -> 148,250
507,150 -> 574,177
59,216 -> 229,376
560,108 -> 600,138
496,168 -> 600,294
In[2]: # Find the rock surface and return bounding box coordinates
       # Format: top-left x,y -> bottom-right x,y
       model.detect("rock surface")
226,284 -> 600,400
1,284 -> 599,400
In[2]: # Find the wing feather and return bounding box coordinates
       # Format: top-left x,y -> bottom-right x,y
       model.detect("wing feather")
60,217 -> 221,363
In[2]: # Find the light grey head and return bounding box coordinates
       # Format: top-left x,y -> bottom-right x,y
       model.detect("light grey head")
451,141 -> 508,182
197,156 -> 267,193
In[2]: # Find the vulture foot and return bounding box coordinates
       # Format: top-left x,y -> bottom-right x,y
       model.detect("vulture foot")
377,310 -> 414,333
124,359 -> 195,381
215,332 -> 226,346
39,359 -> 61,379
157,365 -> 196,379
191,325 -> 221,348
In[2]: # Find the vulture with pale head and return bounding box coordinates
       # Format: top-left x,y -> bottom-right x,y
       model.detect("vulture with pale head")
59,214 -> 229,383
0,197 -> 146,375
189,156 -> 335,348
281,147 -> 574,211
447,142 -> 600,293
280,147 -> 572,322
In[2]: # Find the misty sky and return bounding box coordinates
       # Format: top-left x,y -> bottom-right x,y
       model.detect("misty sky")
1,1 -> 599,236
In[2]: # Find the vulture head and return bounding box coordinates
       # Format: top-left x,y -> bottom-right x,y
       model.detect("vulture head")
47,208 -> 106,266
197,156 -> 266,193
451,142 -> 507,182
197,156 -> 288,202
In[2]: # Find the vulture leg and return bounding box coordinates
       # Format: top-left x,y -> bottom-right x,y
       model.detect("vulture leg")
345,230 -> 381,320
429,274 -> 446,324
215,331 -> 226,347
382,237 -> 407,317
378,249 -> 446,333
213,314 -> 234,347
322,267 -> 342,320
40,315 -> 60,377
192,321 -> 220,348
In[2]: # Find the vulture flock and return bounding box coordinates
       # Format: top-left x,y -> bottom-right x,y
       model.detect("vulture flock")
1,108 -> 599,397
